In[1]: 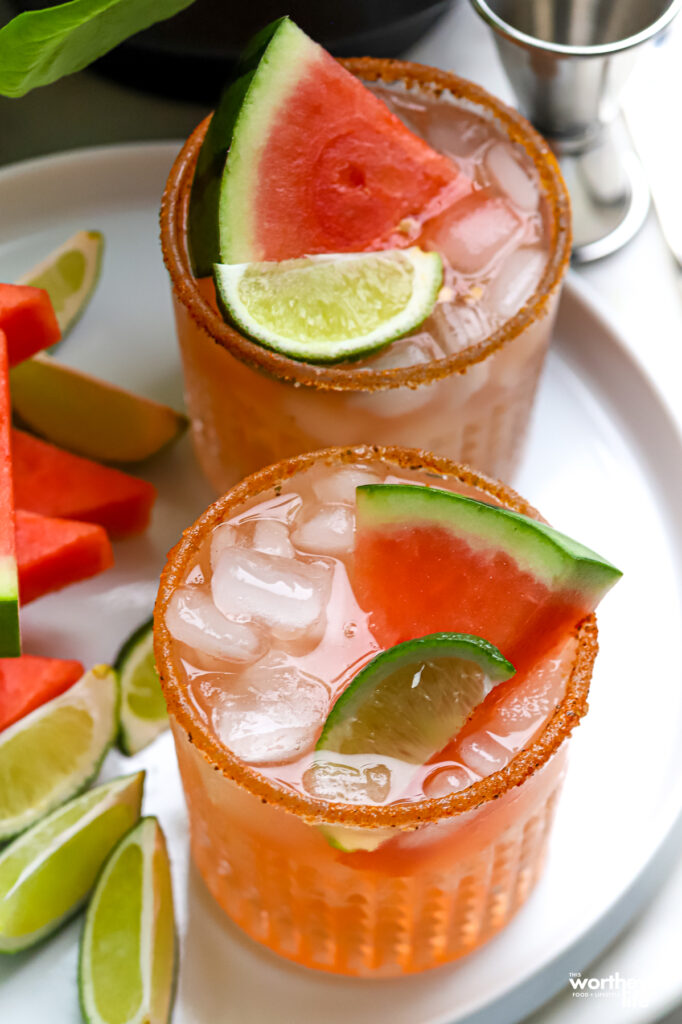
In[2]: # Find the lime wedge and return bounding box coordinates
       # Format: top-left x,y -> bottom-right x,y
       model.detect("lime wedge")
317,632 -> 515,763
116,618 -> 168,756
18,230 -> 104,341
315,633 -> 514,852
10,354 -> 188,464
213,246 -> 443,363
79,817 -> 177,1024
0,772 -> 143,954
0,665 -> 118,841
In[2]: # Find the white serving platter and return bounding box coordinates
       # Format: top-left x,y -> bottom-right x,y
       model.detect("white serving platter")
1,143 -> 681,1024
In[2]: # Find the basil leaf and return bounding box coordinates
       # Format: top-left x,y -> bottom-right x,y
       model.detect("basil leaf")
0,0 -> 197,98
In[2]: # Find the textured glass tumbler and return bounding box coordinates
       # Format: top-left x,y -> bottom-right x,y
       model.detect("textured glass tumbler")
154,445 -> 598,977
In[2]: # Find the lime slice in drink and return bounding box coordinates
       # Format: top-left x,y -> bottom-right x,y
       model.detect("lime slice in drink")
315,633 -> 514,852
213,246 -> 443,363
18,230 -> 104,341
0,665 -> 118,841
0,772 -> 144,954
79,817 -> 176,1024
317,632 -> 514,762
116,618 -> 168,756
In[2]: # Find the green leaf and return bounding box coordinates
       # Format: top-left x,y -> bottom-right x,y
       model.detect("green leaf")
0,0 -> 198,98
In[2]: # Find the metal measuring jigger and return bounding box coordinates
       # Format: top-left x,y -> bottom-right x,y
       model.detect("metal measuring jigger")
471,0 -> 681,262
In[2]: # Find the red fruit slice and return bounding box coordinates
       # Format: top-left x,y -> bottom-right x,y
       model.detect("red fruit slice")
0,283 -> 61,366
15,509 -> 114,604
354,484 -> 621,676
0,330 -> 20,656
11,430 -> 157,538
0,654 -> 83,731
218,18 -> 471,263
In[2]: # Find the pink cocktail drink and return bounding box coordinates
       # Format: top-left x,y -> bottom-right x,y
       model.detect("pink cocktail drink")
155,446 -> 597,976
161,60 -> 571,493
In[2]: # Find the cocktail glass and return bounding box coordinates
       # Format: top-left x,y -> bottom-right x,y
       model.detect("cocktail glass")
154,444 -> 597,977
160,59 -> 571,494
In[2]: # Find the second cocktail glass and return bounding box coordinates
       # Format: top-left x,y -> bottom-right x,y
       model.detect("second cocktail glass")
154,444 -> 598,977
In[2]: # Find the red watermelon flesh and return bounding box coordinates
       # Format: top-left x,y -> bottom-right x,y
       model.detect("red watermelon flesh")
0,283 -> 61,366
354,484 -> 621,677
12,429 -> 157,538
0,329 -> 20,656
219,19 -> 473,263
0,654 -> 83,731
15,509 -> 114,605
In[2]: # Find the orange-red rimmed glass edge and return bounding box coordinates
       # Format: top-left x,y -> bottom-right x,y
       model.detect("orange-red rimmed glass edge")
159,57 -> 572,394
154,443 -> 597,831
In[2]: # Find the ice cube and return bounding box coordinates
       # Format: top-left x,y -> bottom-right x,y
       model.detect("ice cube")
424,190 -> 522,274
486,143 -> 538,211
211,547 -> 331,641
422,762 -> 476,798
165,586 -> 265,665
358,332 -> 445,371
422,113 -> 494,160
313,465 -> 383,505
349,335 -> 446,419
302,758 -> 392,804
251,518 -> 295,559
483,246 -> 547,321
428,300 -> 491,354
292,505 -> 355,557
212,659 -> 329,764
210,523 -> 236,571
457,734 -> 510,776
185,563 -> 205,585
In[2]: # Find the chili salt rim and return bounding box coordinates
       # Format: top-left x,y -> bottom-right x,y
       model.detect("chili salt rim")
154,444 -> 597,830
159,58 -> 571,394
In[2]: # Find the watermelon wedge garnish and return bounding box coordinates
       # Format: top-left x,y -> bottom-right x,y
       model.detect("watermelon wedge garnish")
189,17 -> 470,275
15,509 -> 113,605
354,484 -> 622,676
0,283 -> 61,366
0,329 -> 20,657
12,429 -> 156,538
0,654 -> 83,731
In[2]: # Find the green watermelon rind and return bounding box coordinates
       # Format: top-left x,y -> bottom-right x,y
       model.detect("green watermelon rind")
356,484 -> 623,597
188,17 -> 290,276
213,248 -> 443,363
0,555 -> 19,657
217,19 -> 319,264
316,631 -> 515,757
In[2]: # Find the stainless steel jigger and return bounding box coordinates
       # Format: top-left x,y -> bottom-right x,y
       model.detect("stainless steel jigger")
471,0 -> 682,262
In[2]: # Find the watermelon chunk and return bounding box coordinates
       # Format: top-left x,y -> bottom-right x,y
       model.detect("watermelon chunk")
0,654 -> 83,731
354,484 -> 621,676
0,329 -> 20,656
0,283 -> 61,366
11,429 -> 157,538
15,509 -> 113,605
189,18 -> 471,274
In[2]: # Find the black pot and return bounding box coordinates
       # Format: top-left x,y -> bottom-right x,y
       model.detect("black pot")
8,1 -> 453,103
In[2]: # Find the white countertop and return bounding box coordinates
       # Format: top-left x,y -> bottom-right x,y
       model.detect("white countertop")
0,1 -> 680,1021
